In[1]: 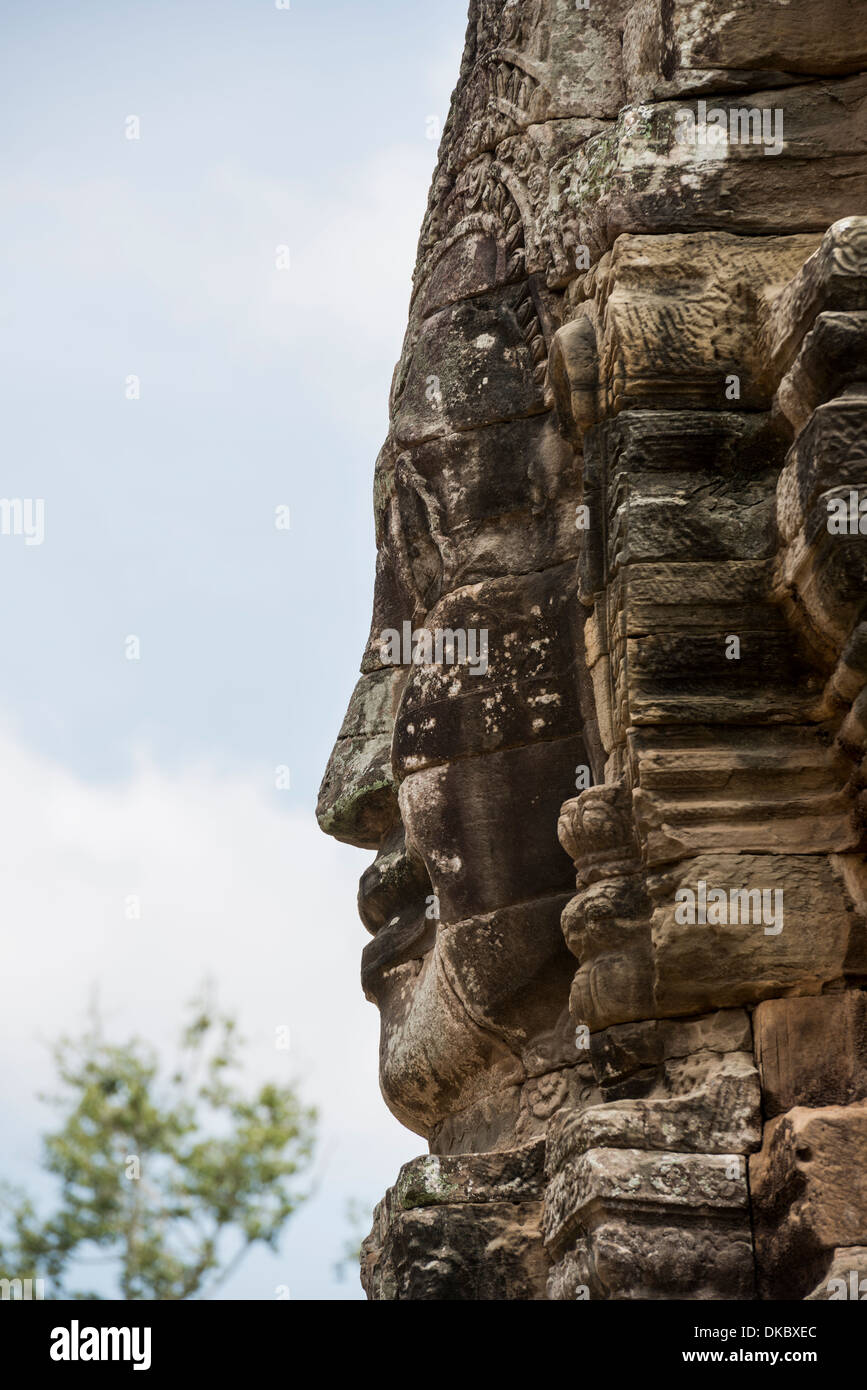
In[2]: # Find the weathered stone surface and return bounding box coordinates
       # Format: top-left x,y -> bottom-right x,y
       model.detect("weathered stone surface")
774,313 -> 867,437
547,1216 -> 755,1301
362,1203 -> 548,1299
587,1008 -> 753,1093
751,1102 -> 867,1298
647,853 -> 854,1016
562,873 -> 655,1030
386,1142 -> 546,1208
559,849 -> 857,1034
365,934 -> 525,1140
391,414 -> 580,592
762,217 -> 867,384
545,1147 -> 750,1248
580,410 -> 787,580
775,477 -> 867,671
438,0 -> 629,181
359,527 -> 425,674
392,567 -> 585,774
438,896 -> 576,1049
551,233 -> 818,429
316,666 -> 403,848
392,284 -> 548,447
631,725 -> 859,863
317,0 -> 867,1300
544,1148 -> 755,1299
362,1144 -> 549,1299
549,1047 -> 761,1156
777,396 -> 867,545
754,993 -> 867,1118
357,826 -> 431,935
398,736 -> 583,922
429,1059 -> 598,1157
553,78 -> 867,260
623,0 -> 867,103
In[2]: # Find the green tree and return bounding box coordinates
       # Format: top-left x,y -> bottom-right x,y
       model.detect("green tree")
0,990 -> 315,1300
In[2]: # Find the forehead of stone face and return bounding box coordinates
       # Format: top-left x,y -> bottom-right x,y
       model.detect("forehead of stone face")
392,565 -> 584,777
358,415 -> 577,675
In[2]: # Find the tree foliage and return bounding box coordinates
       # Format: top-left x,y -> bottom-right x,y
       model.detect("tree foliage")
0,991 -> 316,1300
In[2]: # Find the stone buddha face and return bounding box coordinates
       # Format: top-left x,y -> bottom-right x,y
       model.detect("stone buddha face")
317,227 -> 603,1154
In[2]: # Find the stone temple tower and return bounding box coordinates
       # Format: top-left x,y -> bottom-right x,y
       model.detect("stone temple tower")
318,0 -> 867,1300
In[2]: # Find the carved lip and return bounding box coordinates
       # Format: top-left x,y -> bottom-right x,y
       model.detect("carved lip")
356,829 -> 434,991
359,904 -> 436,996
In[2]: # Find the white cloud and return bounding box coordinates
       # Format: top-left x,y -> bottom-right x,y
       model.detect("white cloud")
0,725 -> 420,1298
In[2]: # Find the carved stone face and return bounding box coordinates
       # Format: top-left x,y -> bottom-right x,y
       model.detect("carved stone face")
316,0 -> 626,1161
318,245 -> 604,1154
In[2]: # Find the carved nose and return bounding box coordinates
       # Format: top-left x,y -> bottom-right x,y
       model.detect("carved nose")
316,667 -> 404,850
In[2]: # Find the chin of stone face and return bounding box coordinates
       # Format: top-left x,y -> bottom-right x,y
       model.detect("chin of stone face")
317,0 -> 867,1301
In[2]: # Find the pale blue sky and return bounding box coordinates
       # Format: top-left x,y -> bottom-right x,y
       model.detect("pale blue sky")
0,0 -> 468,1299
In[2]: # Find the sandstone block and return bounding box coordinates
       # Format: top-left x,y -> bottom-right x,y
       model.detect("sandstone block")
751,1102 -> 867,1298
754,992 -> 867,1117
624,0 -> 867,104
